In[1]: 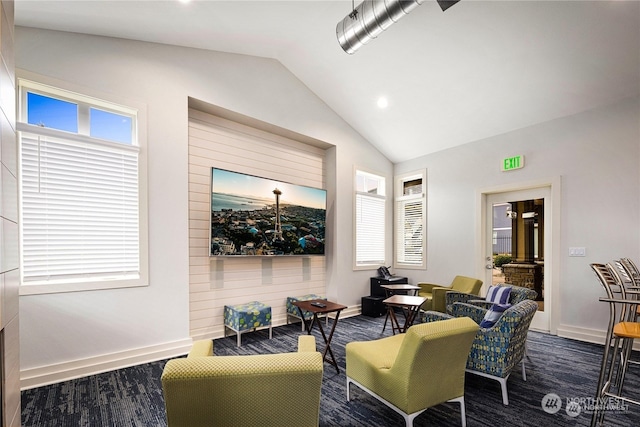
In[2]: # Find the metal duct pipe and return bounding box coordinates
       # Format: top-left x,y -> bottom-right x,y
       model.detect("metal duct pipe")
336,0 -> 459,54
336,0 -> 425,54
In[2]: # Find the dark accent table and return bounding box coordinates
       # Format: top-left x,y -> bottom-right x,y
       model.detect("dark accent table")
381,284 -> 421,332
293,299 -> 348,373
363,276 -> 410,318
383,295 -> 427,335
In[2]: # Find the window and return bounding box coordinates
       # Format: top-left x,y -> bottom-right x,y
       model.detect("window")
355,169 -> 385,268
394,170 -> 426,269
18,77 -> 148,294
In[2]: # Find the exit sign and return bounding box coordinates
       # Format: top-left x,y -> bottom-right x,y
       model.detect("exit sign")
502,155 -> 524,171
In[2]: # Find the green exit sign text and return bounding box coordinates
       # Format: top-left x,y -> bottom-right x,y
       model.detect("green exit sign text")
502,155 -> 524,171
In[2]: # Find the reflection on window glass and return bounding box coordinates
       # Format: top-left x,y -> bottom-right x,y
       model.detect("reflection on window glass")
27,92 -> 78,133
356,170 -> 384,196
90,108 -> 133,144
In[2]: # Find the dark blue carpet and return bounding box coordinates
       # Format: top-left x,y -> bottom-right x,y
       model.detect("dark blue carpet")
21,315 -> 640,426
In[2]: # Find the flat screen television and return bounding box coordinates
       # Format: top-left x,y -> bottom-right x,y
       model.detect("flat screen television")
210,168 -> 327,256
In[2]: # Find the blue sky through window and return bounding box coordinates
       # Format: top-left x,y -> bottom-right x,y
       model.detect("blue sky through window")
90,108 -> 132,144
27,92 -> 133,144
27,92 -> 78,133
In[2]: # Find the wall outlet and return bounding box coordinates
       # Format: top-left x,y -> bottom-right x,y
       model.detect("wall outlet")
569,247 -> 586,257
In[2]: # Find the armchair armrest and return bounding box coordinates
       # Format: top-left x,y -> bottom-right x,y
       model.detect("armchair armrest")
421,310 -> 454,323
467,300 -> 494,309
431,287 -> 452,312
445,291 -> 477,305
298,335 -> 317,352
417,282 -> 447,293
450,303 -> 487,325
188,339 -> 214,358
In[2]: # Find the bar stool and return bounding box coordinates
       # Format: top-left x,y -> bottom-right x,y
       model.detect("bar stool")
620,258 -> 640,285
612,260 -> 640,385
590,263 -> 640,426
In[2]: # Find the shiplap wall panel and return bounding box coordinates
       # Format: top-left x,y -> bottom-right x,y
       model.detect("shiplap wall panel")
0,2 -> 19,424
188,108 -> 326,340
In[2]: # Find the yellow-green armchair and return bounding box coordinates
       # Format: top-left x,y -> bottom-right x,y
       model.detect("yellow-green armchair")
417,275 -> 483,312
161,336 -> 323,427
346,317 -> 479,427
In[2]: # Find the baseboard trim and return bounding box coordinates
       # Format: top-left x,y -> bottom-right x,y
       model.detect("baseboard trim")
556,324 -> 605,345
20,338 -> 193,390
556,323 -> 640,351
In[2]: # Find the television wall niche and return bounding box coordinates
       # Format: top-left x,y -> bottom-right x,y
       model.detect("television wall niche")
210,168 -> 327,256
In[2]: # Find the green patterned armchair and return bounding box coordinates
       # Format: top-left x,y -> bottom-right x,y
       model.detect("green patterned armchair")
161,336 -> 323,427
444,284 -> 537,315
417,275 -> 483,312
346,317 -> 479,427
422,299 -> 538,405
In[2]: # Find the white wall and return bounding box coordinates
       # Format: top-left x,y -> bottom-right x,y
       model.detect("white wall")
16,27 -> 392,387
394,96 -> 640,342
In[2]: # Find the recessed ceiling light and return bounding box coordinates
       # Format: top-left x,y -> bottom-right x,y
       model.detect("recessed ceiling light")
377,97 -> 389,109
178,0 -> 191,4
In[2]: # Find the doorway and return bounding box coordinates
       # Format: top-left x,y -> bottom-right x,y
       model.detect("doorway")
490,198 -> 544,313
480,181 -> 560,334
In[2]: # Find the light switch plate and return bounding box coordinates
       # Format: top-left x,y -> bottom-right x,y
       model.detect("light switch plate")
569,247 -> 586,257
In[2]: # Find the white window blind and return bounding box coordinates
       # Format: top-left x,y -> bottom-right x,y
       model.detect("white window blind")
355,169 -> 385,267
395,198 -> 424,265
21,132 -> 140,284
394,170 -> 426,269
356,193 -> 385,265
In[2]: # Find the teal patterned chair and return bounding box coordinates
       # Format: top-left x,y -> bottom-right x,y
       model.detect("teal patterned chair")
286,294 -> 327,331
444,284 -> 537,315
224,301 -> 272,347
422,299 -> 538,405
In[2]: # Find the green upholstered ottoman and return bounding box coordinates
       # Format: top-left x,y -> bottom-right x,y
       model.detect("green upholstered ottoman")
286,294 -> 327,331
224,301 -> 272,346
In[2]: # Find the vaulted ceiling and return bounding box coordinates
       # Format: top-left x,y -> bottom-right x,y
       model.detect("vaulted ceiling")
14,1 -> 640,162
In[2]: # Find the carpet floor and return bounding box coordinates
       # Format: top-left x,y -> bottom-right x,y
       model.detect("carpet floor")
21,314 -> 640,426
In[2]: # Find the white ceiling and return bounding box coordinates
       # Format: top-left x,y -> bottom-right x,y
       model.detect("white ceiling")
14,0 -> 640,163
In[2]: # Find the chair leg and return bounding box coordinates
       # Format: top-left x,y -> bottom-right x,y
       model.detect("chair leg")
499,377 -> 509,406
466,369 -> 511,405
346,376 -> 427,427
592,336 -> 622,427
449,396 -> 466,427
616,338 -> 634,394
521,359 -> 527,381
592,329 -> 616,427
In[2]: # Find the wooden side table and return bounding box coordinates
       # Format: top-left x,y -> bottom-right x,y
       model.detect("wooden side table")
383,295 -> 427,335
293,299 -> 347,373
381,284 -> 421,332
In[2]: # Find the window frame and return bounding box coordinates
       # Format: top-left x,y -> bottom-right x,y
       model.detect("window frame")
17,71 -> 149,295
394,169 -> 427,270
353,167 -> 386,270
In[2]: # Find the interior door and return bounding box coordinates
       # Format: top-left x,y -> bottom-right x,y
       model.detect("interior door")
485,187 -> 551,332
